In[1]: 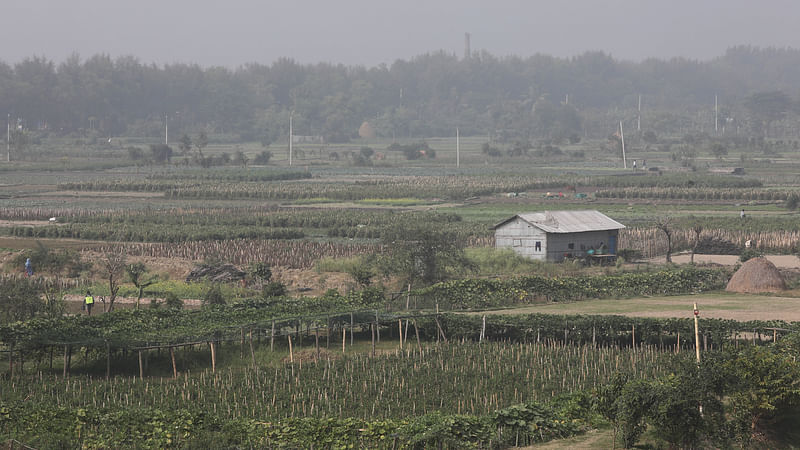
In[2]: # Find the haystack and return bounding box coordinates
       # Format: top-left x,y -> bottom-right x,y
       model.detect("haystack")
726,257 -> 786,293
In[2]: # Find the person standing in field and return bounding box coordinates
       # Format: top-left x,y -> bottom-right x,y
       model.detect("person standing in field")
24,258 -> 33,276
84,291 -> 95,316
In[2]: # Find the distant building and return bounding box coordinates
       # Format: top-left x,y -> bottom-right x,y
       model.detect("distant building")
493,210 -> 625,262
291,135 -> 324,144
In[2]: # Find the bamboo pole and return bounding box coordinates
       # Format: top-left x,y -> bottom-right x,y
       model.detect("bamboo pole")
480,315 -> 486,343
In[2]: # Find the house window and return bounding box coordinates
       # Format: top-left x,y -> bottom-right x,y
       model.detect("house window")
513,239 -> 521,247
568,243 -> 574,250
535,241 -> 541,251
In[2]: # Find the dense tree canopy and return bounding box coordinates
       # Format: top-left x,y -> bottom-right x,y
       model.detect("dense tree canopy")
3,46 -> 800,142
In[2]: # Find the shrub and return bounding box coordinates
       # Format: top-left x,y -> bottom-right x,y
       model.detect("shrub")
203,284 -> 226,306
739,248 -> 762,262
262,281 -> 288,298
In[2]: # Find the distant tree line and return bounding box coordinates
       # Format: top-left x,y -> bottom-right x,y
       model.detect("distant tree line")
3,46 -> 800,143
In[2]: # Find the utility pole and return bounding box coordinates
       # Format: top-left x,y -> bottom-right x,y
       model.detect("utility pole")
637,94 -> 641,132
6,113 -> 9,162
714,95 -> 719,134
620,121 -> 627,169
289,111 -> 293,166
165,114 -> 168,145
456,127 -> 460,168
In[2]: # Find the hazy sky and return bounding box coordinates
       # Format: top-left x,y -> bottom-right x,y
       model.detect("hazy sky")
4,0 -> 799,67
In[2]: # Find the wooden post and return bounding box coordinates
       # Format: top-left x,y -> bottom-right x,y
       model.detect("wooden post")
406,283 -> 411,309
240,328 -> 245,359
8,344 -> 13,376
170,347 -> 178,378
404,320 -> 410,346
66,346 -> 72,378
210,341 -> 217,373
271,321 -> 275,352
342,326 -> 347,354
631,324 -> 636,350
414,320 -> 422,352
375,311 -> 380,343
398,319 -> 403,349
315,327 -> 320,361
105,341 -> 111,380
249,329 -> 257,371
327,316 -> 331,348
63,345 -> 68,379
435,316 -> 448,344
138,350 -> 144,379
676,332 -> 680,354
350,313 -> 354,346
288,333 -> 294,363
693,303 -> 701,364
480,315 -> 486,343
371,323 -> 376,357
592,326 -> 596,347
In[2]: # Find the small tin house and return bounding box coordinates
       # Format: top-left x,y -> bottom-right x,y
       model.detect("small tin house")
493,210 -> 625,262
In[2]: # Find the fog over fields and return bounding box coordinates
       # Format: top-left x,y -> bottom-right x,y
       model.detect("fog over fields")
4,0 -> 800,67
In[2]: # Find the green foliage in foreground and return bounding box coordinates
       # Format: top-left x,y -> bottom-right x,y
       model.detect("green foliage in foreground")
0,398 -> 588,449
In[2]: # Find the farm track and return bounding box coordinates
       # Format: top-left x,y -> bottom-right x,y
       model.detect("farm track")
479,292 -> 800,322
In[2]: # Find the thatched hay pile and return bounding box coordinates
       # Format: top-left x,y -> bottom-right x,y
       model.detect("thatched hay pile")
726,257 -> 786,293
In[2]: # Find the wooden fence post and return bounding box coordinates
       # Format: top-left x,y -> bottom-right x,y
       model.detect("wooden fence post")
350,313 -> 354,347
138,350 -> 144,379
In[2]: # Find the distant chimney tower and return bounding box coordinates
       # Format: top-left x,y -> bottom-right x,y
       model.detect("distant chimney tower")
464,32 -> 471,59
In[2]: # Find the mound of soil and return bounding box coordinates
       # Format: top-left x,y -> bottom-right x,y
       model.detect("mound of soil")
185,264 -> 246,283
726,257 -> 787,293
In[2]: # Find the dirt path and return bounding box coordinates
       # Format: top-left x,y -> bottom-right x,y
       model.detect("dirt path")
479,292 -> 800,322
648,253 -> 800,268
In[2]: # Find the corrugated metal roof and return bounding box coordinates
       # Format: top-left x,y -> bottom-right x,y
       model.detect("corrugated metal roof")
494,210 -> 625,233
